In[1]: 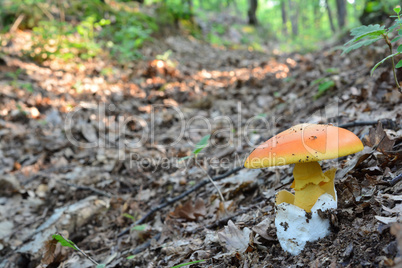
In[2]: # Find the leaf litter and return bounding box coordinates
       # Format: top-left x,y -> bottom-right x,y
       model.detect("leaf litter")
0,29 -> 401,267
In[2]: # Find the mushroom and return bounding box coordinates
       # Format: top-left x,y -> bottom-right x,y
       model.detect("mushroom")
244,123 -> 363,255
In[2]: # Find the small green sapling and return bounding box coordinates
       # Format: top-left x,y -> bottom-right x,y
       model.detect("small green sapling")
343,6 -> 402,93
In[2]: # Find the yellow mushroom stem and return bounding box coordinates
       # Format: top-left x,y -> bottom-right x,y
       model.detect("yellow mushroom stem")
276,162 -> 337,213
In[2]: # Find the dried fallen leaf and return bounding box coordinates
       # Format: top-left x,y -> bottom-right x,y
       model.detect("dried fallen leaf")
375,215 -> 399,224
336,147 -> 373,180
252,218 -> 275,241
170,199 -> 206,221
218,220 -> 252,253
41,238 -> 58,265
363,122 -> 395,152
41,231 -> 69,265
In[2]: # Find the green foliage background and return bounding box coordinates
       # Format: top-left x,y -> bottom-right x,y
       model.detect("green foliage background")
1,0 -> 401,64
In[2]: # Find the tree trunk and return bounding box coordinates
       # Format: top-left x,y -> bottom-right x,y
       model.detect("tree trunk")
325,0 -> 336,33
248,0 -> 258,25
281,0 -> 288,35
288,0 -> 298,36
335,0 -> 347,28
313,1 -> 321,28
187,0 -> 194,22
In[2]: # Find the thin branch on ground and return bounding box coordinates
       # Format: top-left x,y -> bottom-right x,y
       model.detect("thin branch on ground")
338,119 -> 397,129
22,165 -> 72,186
117,166 -> 243,238
121,232 -> 162,257
57,180 -> 114,198
389,173 -> 402,186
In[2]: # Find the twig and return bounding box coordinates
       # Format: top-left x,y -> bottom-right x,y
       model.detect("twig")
195,159 -> 225,203
338,119 -> 397,129
117,166 -> 243,237
122,232 -> 162,257
186,198 -> 264,234
22,165 -> 73,186
389,173 -> 402,187
57,180 -> 114,198
383,34 -> 402,93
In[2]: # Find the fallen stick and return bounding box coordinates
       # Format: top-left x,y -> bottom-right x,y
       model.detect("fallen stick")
338,119 -> 397,129
57,180 -> 114,198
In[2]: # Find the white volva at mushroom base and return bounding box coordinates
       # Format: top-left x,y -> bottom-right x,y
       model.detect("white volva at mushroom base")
274,193 -> 337,256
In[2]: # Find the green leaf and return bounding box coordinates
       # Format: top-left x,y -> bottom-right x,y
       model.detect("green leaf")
178,156 -> 192,162
170,259 -> 206,268
311,77 -> 325,86
96,265 -> 106,268
131,224 -> 148,231
192,134 -> 211,156
318,80 -> 335,94
123,213 -> 135,220
391,36 -> 401,43
370,52 -> 401,76
325,67 -> 339,74
389,19 -> 402,32
398,44 -> 402,53
394,7 -> 401,14
399,30 -> 402,36
342,37 -> 383,54
395,59 -> 402,68
127,255 -> 135,260
52,234 -> 77,250
344,24 -> 386,46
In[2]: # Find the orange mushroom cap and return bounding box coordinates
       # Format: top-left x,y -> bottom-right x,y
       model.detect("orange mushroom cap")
244,123 -> 364,169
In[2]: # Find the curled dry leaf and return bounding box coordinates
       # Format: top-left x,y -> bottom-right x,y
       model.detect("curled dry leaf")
336,147 -> 373,180
363,122 -> 395,152
218,220 -> 252,253
41,231 -> 69,265
170,198 -> 206,221
252,217 -> 275,241
375,195 -> 402,224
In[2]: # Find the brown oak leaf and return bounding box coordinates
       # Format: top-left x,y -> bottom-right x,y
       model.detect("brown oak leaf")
170,198 -> 206,221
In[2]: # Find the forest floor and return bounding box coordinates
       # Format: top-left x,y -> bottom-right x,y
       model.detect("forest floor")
0,30 -> 401,268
